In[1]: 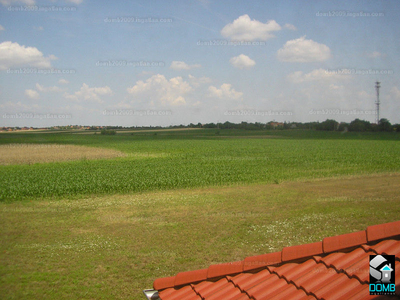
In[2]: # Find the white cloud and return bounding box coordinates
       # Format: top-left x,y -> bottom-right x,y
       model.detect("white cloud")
0,101 -> 39,110
287,68 -> 350,83
221,14 -> 281,41
33,26 -> 44,31
0,25 -> 5,31
208,83 -> 243,100
127,74 -> 192,106
0,41 -> 57,70
284,23 -> 297,31
35,83 -> 64,93
25,89 -> 39,99
58,78 -> 69,85
229,54 -> 255,69
170,61 -> 201,70
188,74 -> 211,87
277,36 -> 331,62
64,83 -> 112,103
0,0 -> 35,5
65,0 -> 82,4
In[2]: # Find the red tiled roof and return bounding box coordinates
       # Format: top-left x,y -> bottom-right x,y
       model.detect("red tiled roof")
152,221 -> 400,300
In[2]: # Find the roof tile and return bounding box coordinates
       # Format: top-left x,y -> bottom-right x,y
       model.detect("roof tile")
243,251 -> 281,271
282,241 -> 323,262
192,278 -> 230,298
367,220 -> 400,242
207,260 -> 244,279
153,275 -> 175,290
245,273 -> 289,300
323,230 -> 367,253
368,239 -> 400,258
174,268 -> 208,287
158,285 -> 201,300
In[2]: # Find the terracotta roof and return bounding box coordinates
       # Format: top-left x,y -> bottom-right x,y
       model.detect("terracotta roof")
151,220 -> 400,300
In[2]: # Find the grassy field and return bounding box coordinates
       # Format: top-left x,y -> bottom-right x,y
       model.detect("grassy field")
0,129 -> 399,299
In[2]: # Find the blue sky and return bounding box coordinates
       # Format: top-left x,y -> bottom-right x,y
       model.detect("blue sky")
0,0 -> 399,127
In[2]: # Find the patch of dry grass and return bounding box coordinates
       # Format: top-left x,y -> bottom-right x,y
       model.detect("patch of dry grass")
0,144 -> 126,165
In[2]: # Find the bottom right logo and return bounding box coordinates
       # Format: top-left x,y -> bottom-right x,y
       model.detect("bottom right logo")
369,255 -> 396,295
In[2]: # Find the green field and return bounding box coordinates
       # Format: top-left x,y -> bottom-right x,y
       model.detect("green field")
0,129 -> 399,299
1,129 -> 399,201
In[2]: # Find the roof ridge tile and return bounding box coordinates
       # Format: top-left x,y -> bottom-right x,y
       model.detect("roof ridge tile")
174,269 -> 208,287
367,220 -> 400,242
243,251 -> 281,272
282,241 -> 323,262
207,260 -> 244,279
322,230 -> 367,253
153,275 -> 176,291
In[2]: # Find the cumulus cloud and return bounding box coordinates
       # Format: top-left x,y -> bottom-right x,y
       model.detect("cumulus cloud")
127,74 -> 192,106
221,14 -> 281,41
64,83 -> 112,103
229,54 -> 255,69
35,83 -> 64,93
0,25 -> 5,31
284,23 -> 297,31
58,78 -> 69,85
25,89 -> 39,99
0,41 -> 57,70
188,74 -> 212,87
0,0 -> 35,5
277,36 -> 331,62
287,68 -> 350,83
170,61 -> 201,70
208,83 -> 243,100
66,0 -> 83,4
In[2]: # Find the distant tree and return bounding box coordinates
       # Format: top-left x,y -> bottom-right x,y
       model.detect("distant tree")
392,124 -> 400,132
378,118 -> 392,132
348,119 -> 372,132
316,119 -> 339,131
203,123 -> 217,128
338,122 -> 349,132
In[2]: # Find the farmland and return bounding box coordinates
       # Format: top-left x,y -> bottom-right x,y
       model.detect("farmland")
0,129 -> 400,300
0,129 -> 399,201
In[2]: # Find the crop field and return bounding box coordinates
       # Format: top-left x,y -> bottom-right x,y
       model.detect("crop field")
0,129 -> 400,299
0,130 -> 399,201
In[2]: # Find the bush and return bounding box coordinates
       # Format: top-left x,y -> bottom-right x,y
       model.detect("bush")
100,129 -> 116,135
